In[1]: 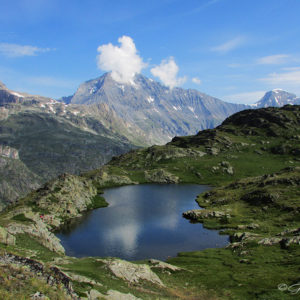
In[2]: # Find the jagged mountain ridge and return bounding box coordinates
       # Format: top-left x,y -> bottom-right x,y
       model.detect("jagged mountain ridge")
66,73 -> 249,145
254,89 -> 300,108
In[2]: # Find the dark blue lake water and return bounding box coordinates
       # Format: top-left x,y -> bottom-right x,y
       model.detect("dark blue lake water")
55,184 -> 228,261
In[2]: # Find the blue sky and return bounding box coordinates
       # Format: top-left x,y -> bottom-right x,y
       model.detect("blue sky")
0,0 -> 300,103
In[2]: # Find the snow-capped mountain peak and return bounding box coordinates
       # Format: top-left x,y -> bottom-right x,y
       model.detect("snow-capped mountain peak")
254,90 -> 300,108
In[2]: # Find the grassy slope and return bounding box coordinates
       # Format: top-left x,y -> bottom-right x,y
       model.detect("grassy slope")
0,105 -> 299,299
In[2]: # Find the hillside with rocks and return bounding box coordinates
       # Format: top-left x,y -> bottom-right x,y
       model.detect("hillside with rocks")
0,105 -> 299,299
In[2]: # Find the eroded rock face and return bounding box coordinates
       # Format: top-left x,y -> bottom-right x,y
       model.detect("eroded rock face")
100,258 -> 164,286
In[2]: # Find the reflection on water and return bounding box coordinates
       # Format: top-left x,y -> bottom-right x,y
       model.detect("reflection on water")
55,184 -> 228,261
56,211 -> 92,235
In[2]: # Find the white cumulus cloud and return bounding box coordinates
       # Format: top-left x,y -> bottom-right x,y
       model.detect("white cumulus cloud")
0,43 -> 52,57
192,77 -> 201,85
150,57 -> 186,88
97,36 -> 146,84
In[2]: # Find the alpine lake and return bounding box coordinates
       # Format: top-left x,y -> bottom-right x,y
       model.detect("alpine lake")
55,184 -> 229,261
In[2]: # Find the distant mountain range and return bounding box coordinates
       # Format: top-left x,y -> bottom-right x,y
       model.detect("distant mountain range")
1,72 -> 299,208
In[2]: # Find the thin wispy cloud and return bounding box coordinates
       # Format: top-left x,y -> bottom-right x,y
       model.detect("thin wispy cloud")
97,36 -> 146,84
151,57 -> 186,88
184,0 -> 221,16
256,54 -> 290,65
0,43 -> 52,57
211,36 -> 246,53
260,69 -> 300,85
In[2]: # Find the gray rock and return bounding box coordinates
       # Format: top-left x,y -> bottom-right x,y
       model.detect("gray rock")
105,290 -> 142,300
225,166 -> 234,175
207,147 -> 219,155
65,272 -> 102,286
100,258 -> 164,286
231,232 -> 259,242
237,223 -> 260,230
183,209 -> 231,220
281,236 -> 300,247
148,259 -> 182,272
211,166 -> 220,172
258,237 -> 282,246
31,292 -> 50,300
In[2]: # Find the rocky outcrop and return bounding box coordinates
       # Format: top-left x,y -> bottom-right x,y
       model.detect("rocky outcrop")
145,145 -> 206,162
230,232 -> 260,242
0,253 -> 78,299
99,258 -> 164,286
148,259 -> 183,272
85,289 -> 142,300
237,223 -> 260,230
31,174 -> 99,223
258,227 -> 300,247
144,169 -> 179,183
211,161 -> 234,175
0,145 -> 19,159
64,272 -> 102,287
94,170 -> 135,186
0,225 -> 16,245
183,209 -> 231,221
6,220 -> 65,254
0,88 -> 23,106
